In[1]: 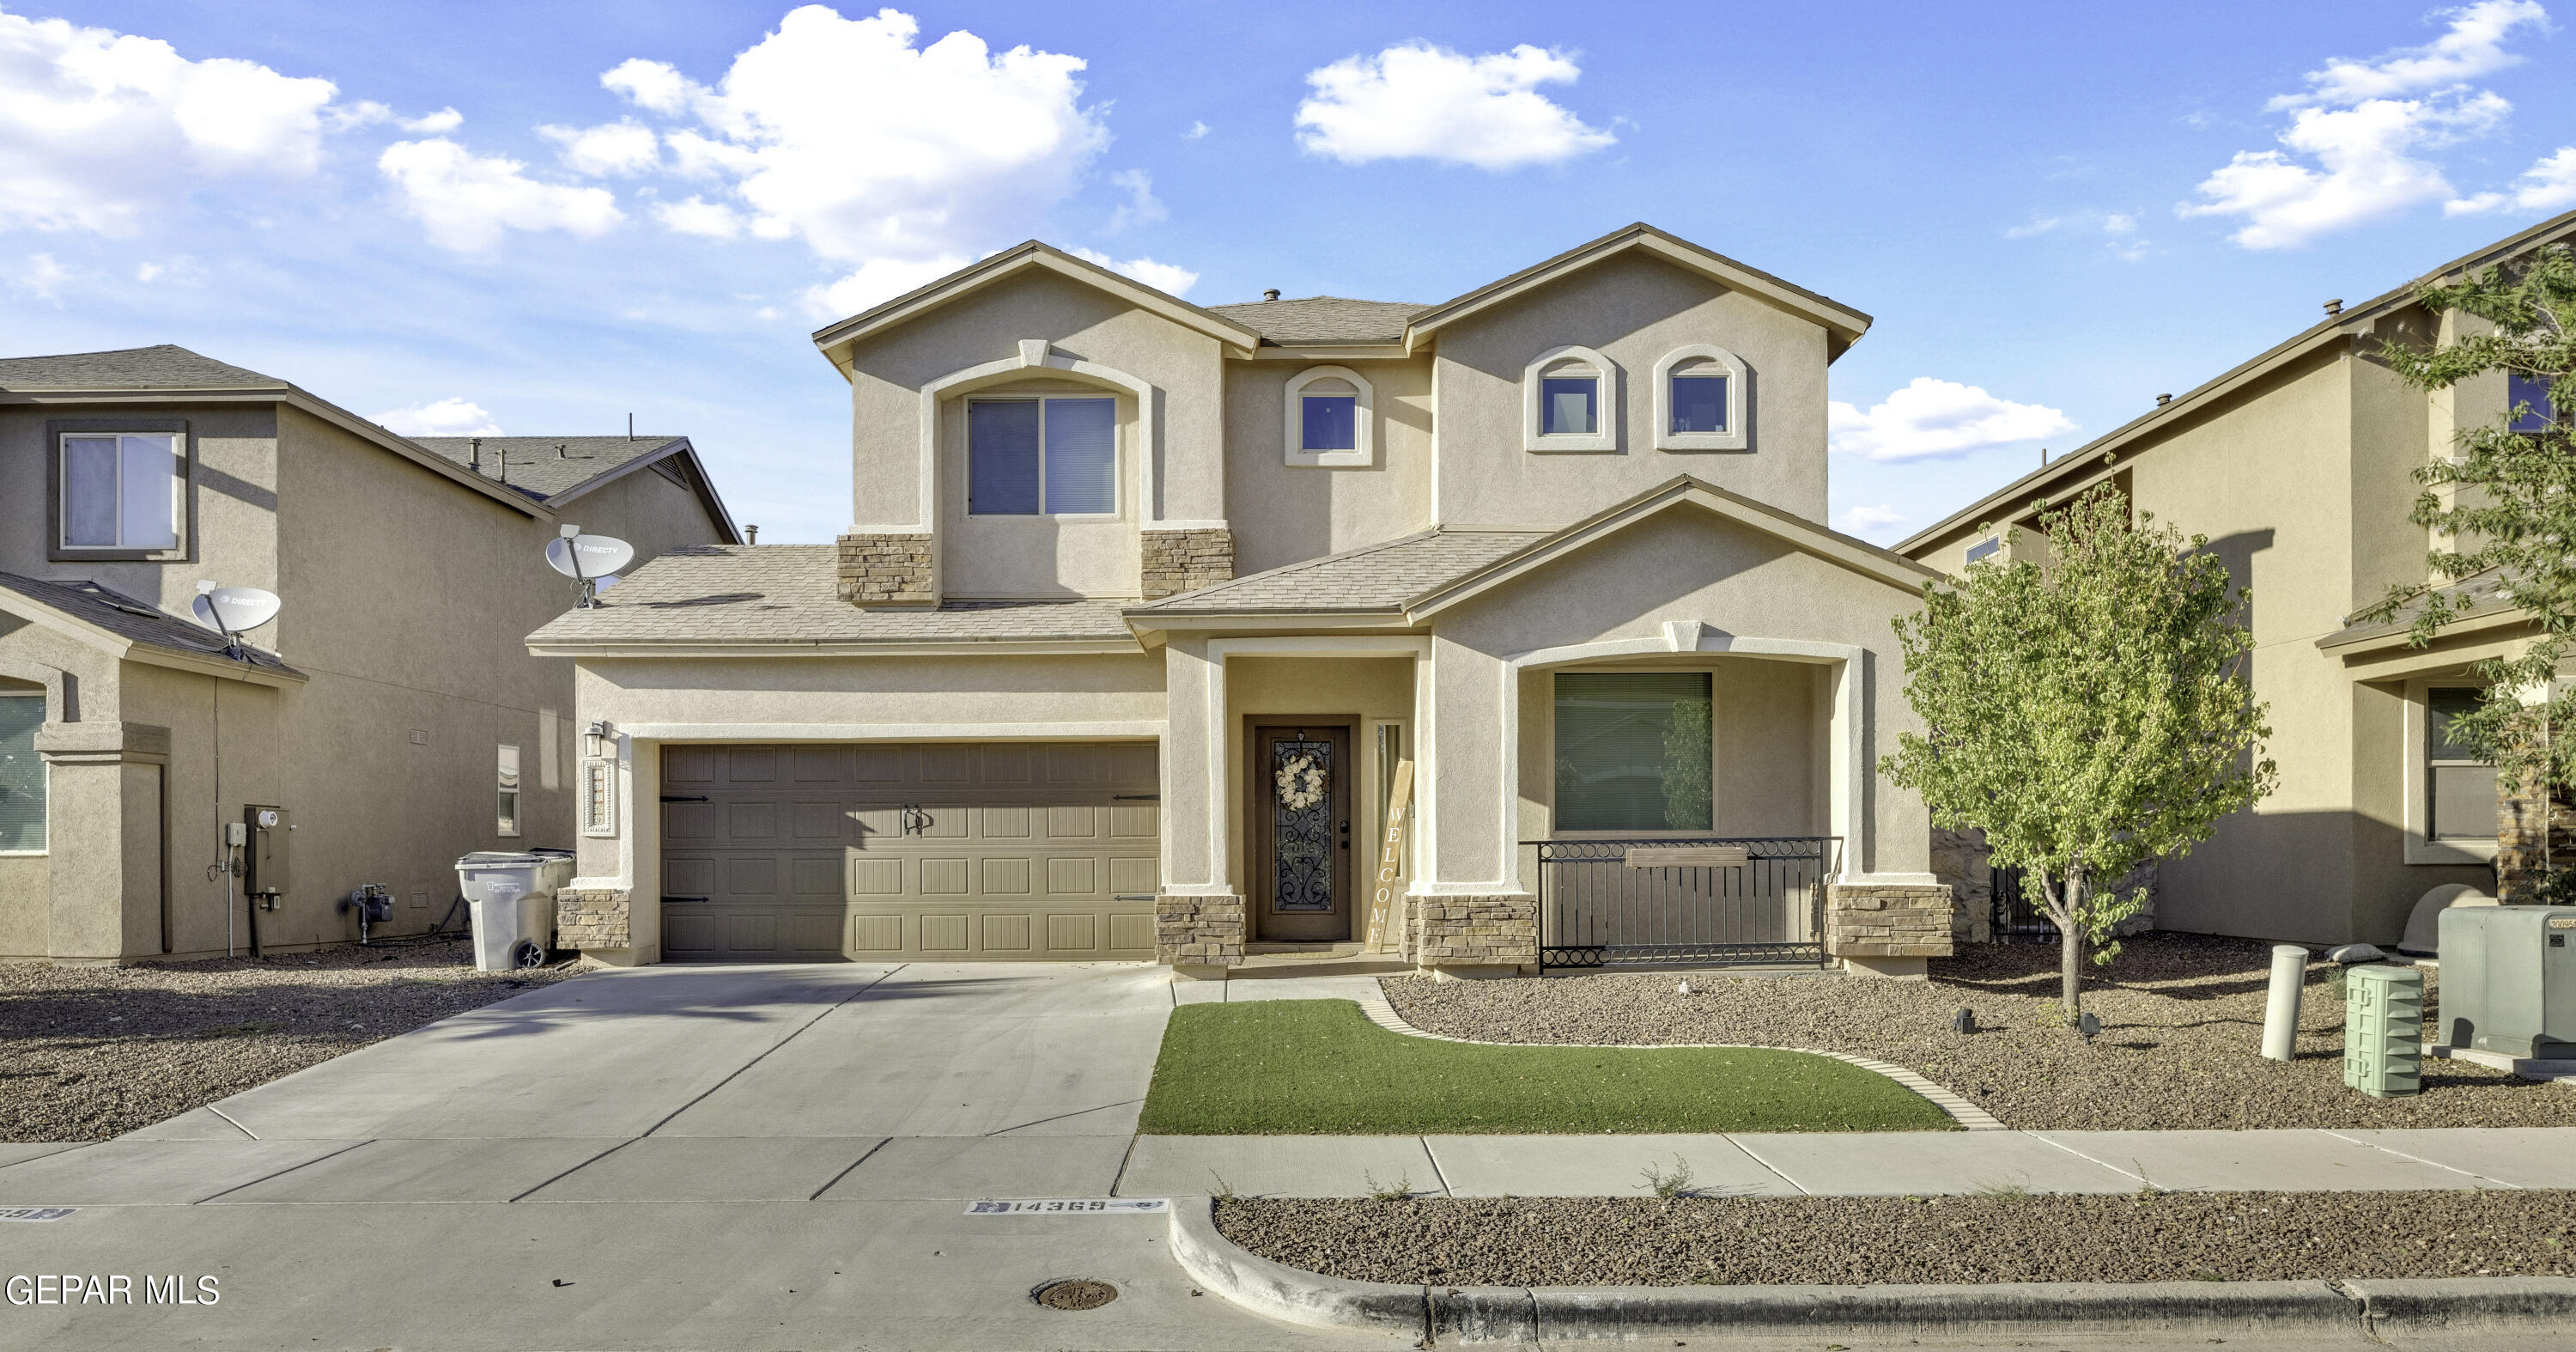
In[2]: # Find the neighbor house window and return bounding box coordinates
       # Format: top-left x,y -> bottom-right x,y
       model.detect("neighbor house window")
968,397 -> 1116,515
59,432 -> 181,552
1522,345 -> 1617,452
2511,373 -> 2561,434
2427,688 -> 2497,843
1283,365 -> 1375,466
1652,344 -> 1749,451
1553,672 -> 1714,832
1965,537 -> 2002,565
0,692 -> 43,854
497,744 -> 521,837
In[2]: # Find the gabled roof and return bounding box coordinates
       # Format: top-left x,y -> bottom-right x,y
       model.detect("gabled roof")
1897,206 -> 2576,559
1400,223 -> 1874,360
809,242 -> 1262,368
1204,296 -> 1432,346
0,573 -> 301,685
1127,475 -> 1934,630
412,435 -> 742,541
0,344 -> 554,520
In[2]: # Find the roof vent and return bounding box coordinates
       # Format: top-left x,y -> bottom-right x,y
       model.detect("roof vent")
1262,289 -> 1280,301
2324,298 -> 2344,316
2156,393 -> 2173,407
468,436 -> 483,472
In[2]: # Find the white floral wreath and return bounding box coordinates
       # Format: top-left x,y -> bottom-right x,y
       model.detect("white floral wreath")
1275,754 -> 1326,812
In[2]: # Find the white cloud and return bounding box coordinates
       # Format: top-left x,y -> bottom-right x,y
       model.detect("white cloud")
135,261 -> 160,282
0,9 -> 342,234
802,253 -> 971,320
10,252 -> 68,300
377,138 -> 623,252
541,119 -> 659,175
1067,246 -> 1198,297
2449,144 -> 2576,215
601,5 -> 1109,311
656,194 -> 746,238
2182,4 -> 2544,249
1105,167 -> 1163,232
1834,504 -> 1911,544
2006,209 -> 2156,260
403,107 -> 463,134
1295,42 -> 1615,170
2269,0 -> 2547,108
1182,119 -> 1208,140
1829,378 -> 2077,462
372,396 -> 501,436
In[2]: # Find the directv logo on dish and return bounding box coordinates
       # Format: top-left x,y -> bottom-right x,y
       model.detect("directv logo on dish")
6,1274 -> 221,1305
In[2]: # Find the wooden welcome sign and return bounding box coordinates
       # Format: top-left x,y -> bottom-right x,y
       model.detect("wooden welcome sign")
1362,761 -> 1413,953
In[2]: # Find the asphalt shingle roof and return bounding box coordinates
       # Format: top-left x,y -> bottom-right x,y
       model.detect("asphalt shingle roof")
1129,530 -> 1552,615
525,545 -> 1137,647
0,344 -> 286,391
1203,296 -> 1430,345
411,436 -> 690,503
0,573 -> 298,673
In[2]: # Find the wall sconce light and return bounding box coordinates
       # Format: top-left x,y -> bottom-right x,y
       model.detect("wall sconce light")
584,720 -> 615,758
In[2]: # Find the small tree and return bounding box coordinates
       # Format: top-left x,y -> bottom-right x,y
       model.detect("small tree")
2353,242 -> 2576,898
1882,485 -> 2276,1021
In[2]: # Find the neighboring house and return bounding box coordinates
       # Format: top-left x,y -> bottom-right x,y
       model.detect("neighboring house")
532,224 -> 1956,977
1899,208 -> 2576,948
0,346 -> 738,963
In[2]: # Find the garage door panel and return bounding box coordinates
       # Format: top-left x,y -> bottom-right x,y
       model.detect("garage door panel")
662,742 -> 1157,962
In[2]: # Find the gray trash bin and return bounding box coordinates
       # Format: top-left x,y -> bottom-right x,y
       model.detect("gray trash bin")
456,849 -> 576,971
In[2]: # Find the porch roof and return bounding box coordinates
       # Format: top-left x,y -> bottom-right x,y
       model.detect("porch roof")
1125,529 -> 1551,618
0,572 -> 302,683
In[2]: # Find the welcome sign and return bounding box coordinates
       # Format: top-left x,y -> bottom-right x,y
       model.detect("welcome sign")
1362,761 -> 1413,953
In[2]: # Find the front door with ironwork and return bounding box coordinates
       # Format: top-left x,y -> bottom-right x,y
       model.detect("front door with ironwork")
1251,724 -> 1352,941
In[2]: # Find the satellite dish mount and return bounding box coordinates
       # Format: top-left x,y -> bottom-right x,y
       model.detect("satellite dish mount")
192,582 -> 283,661
545,526 -> 635,610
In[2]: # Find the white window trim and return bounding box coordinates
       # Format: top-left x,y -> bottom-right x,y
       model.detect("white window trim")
1284,365 -> 1374,468
57,430 -> 185,557
1522,344 -> 1618,453
964,393 -> 1123,518
1652,344 -> 1748,452
2404,679 -> 2496,864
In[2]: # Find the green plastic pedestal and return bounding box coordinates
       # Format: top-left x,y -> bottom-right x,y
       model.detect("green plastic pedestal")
2344,964 -> 2424,1098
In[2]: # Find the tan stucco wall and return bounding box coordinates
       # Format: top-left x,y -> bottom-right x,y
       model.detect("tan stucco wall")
1222,357 -> 1437,574
1426,252 -> 1832,527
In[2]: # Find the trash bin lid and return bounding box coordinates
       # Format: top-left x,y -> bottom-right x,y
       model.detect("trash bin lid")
458,850 -> 554,868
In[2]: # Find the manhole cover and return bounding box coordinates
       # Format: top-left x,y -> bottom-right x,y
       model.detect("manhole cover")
1032,1278 -> 1118,1311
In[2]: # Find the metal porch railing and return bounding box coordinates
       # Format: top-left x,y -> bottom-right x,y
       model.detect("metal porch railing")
1528,837 -> 1840,970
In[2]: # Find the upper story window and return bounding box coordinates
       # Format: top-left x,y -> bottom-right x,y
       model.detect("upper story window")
58,432 -> 183,555
2426,688 -> 2497,843
1284,365 -> 1375,467
968,396 -> 1118,515
1652,344 -> 1748,451
2511,372 -> 2561,434
1522,345 -> 1617,453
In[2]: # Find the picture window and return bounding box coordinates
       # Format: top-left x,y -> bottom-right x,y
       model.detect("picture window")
59,432 -> 182,551
1553,671 -> 1714,832
2426,688 -> 2496,843
968,397 -> 1118,515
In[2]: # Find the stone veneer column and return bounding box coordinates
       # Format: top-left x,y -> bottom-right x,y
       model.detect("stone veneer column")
835,533 -> 936,606
2498,776 -> 2576,903
1405,894 -> 1538,977
1824,883 -> 1957,978
1157,891 -> 1244,977
1140,528 -> 1233,601
1929,826 -> 1994,944
554,888 -> 631,950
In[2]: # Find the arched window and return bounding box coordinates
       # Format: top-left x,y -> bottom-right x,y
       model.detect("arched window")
1284,365 -> 1375,467
1652,344 -> 1748,451
1522,345 -> 1617,453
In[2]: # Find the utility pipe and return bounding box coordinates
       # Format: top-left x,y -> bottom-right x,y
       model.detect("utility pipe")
2259,943 -> 2309,1062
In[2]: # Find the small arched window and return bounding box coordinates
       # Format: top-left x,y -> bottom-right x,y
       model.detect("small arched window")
1522,344 -> 1617,453
1285,365 -> 1374,467
1652,344 -> 1747,451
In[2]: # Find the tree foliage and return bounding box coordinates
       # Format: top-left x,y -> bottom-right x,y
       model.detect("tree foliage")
1883,484 -> 2275,1018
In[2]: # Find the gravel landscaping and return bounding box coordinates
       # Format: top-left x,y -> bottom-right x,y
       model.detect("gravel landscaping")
1383,934 -> 2576,1130
1218,1191 -> 2576,1286
0,938 -> 568,1142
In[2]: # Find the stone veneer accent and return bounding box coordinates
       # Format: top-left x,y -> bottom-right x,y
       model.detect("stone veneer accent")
1823,884 -> 1957,959
835,532 -> 936,606
1156,892 -> 1245,966
1140,527 -> 1234,601
1405,894 -> 1539,969
2499,776 -> 2575,903
1929,826 -> 1994,945
555,888 -> 632,950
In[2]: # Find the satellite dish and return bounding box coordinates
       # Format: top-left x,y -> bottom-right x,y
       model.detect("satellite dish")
191,583 -> 281,661
546,535 -> 635,580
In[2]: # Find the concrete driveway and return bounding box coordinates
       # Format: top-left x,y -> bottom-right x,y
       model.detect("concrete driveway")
0,961 -> 1386,1352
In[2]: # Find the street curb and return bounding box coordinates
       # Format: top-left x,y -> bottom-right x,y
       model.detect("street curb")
1170,1197 -> 2576,1343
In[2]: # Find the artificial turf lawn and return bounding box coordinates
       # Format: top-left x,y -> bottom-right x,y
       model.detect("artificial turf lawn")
1135,999 -> 1958,1136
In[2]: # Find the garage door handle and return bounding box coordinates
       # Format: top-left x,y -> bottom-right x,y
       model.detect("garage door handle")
1113,794 -> 1160,801
660,795 -> 708,803
1113,894 -> 1156,901
661,895 -> 710,903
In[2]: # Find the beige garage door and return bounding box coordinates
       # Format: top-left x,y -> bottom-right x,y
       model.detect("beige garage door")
659,742 -> 1160,962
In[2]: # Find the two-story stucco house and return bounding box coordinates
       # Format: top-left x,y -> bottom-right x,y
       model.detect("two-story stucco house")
1900,208 -> 2576,948
0,345 -> 738,964
532,224 -> 1957,977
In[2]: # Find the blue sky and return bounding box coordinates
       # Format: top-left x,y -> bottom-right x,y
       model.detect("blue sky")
6,1 -> 2573,545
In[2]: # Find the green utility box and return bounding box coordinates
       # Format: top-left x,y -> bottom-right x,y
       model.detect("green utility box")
2438,905 -> 2576,1060
2344,964 -> 2424,1098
